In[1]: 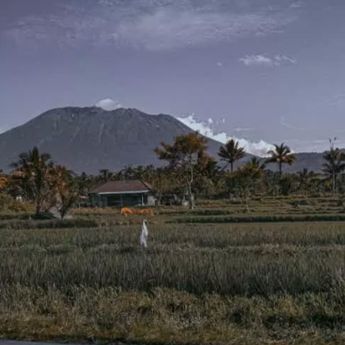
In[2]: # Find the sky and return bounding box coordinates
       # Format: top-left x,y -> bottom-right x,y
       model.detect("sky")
1,0 -> 345,154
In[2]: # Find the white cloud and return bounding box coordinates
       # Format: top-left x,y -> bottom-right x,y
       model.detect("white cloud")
176,114 -> 273,157
239,54 -> 296,67
5,2 -> 297,51
95,98 -> 122,111
327,93 -> 345,107
290,1 -> 304,9
240,54 -> 274,67
274,54 -> 297,64
114,9 -> 294,51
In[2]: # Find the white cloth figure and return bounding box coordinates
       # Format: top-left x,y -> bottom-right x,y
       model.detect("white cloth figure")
140,219 -> 149,248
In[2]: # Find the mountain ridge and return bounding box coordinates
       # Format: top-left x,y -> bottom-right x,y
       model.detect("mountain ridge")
0,106 -> 328,174
0,107 -> 223,173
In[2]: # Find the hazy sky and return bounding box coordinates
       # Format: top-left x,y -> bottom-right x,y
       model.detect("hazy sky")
1,0 -> 345,152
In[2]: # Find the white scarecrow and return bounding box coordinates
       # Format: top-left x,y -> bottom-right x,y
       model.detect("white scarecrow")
140,219 -> 149,248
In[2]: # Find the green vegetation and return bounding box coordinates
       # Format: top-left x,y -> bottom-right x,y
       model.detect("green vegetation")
1,198 -> 345,345
1,138 -> 345,344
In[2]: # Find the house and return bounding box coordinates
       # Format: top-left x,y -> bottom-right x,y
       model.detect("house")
89,180 -> 155,207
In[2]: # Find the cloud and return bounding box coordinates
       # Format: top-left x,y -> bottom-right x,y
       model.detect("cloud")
239,54 -> 297,67
285,138 -> 345,153
114,9 -> 294,51
176,114 -> 274,157
4,1 -> 298,51
95,98 -> 122,110
280,116 -> 305,131
327,93 -> 345,107
290,1 -> 304,9
239,55 -> 274,67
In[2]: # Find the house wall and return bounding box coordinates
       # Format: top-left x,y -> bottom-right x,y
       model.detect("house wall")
90,192 -> 155,207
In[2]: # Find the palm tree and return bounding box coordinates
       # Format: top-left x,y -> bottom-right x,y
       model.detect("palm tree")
237,157 -> 266,194
243,157 -> 266,177
322,147 -> 345,193
11,147 -> 54,216
218,139 -> 246,173
266,143 -> 296,176
99,169 -> 113,182
297,168 -> 317,195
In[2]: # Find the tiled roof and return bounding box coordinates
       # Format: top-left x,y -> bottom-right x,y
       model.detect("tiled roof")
90,180 -> 152,194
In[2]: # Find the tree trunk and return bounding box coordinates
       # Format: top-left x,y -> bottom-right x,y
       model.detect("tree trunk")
35,197 -> 42,216
35,204 -> 41,216
187,181 -> 194,210
279,162 -> 282,177
332,171 -> 337,194
188,161 -> 195,210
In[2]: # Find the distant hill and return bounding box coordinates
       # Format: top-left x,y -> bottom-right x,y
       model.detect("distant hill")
286,152 -> 325,172
265,151 -> 325,173
0,106 -> 328,174
0,107 -> 225,174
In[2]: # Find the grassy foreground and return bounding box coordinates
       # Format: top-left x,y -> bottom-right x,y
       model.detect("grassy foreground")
1,199 -> 345,344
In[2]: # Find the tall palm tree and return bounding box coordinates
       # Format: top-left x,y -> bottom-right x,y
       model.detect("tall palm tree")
218,139 -> 246,173
297,168 -> 317,195
11,147 -> 54,216
322,147 -> 345,193
266,143 -> 296,176
243,157 -> 266,176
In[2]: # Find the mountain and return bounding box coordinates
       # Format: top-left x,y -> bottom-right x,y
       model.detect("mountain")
264,152 -> 326,173
285,152 -> 325,173
0,107 -> 225,174
0,106 -> 327,174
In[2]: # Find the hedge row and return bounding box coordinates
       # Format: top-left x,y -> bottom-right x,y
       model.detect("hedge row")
170,214 -> 345,224
0,218 -> 98,230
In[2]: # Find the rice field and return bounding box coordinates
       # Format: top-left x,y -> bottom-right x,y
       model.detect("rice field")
1,197 -> 345,344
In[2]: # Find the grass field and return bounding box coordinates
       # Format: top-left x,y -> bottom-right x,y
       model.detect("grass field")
1,196 -> 345,344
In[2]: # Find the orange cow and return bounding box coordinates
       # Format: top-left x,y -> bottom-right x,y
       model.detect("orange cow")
121,207 -> 154,217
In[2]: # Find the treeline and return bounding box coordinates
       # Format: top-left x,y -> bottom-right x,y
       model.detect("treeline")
1,133 -> 345,213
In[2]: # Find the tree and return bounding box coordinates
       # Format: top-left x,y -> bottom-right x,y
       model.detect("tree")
76,172 -> 91,197
11,147 -> 54,216
149,167 -> 182,206
50,166 -> 78,219
218,139 -> 246,173
0,172 -> 8,191
234,157 -> 266,197
155,132 -> 209,209
297,168 -> 317,195
266,143 -> 296,176
322,146 -> 345,194
98,169 -> 113,182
